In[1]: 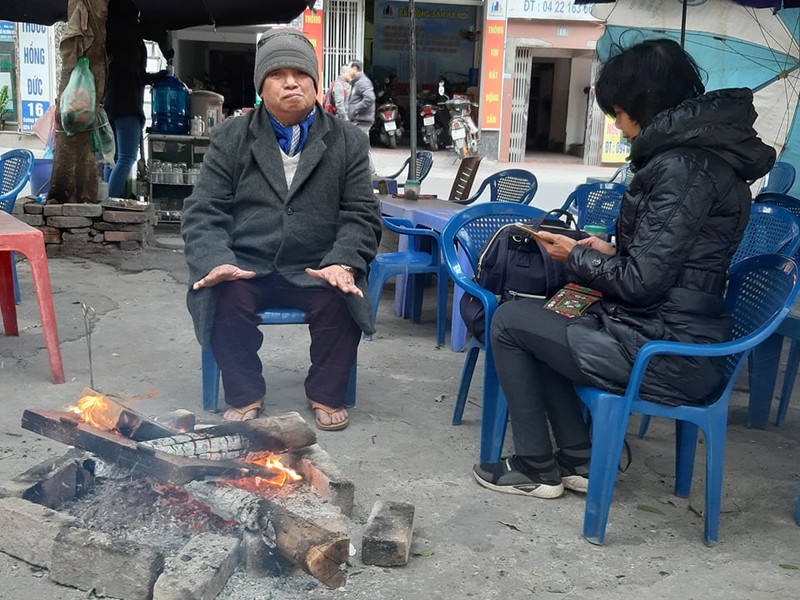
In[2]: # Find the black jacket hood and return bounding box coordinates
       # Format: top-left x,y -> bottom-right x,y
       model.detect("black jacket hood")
630,88 -> 776,181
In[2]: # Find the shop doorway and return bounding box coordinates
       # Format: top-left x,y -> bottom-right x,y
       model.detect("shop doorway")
527,61 -> 555,151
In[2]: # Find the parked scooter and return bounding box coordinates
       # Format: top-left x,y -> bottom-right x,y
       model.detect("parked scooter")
372,75 -> 404,148
375,100 -> 403,148
439,80 -> 479,159
418,90 -> 442,151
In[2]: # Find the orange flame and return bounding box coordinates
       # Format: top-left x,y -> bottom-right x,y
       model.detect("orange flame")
67,394 -> 118,431
246,452 -> 302,487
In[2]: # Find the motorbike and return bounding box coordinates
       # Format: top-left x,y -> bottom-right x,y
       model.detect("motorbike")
445,95 -> 480,159
371,75 -> 404,148
418,90 -> 442,151
374,100 -> 403,148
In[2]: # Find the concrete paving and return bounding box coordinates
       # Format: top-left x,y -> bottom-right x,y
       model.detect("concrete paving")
1,148 -> 800,599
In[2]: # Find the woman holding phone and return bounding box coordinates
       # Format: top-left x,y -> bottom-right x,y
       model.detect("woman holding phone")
473,38 -> 776,499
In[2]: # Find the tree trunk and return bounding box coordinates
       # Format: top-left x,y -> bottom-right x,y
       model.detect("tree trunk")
49,0 -> 108,204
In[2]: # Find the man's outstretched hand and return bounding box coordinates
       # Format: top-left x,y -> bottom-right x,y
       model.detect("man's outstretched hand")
306,265 -> 364,297
192,264 -> 256,290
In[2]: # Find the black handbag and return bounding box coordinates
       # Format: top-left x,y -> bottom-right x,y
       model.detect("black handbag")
459,209 -> 589,344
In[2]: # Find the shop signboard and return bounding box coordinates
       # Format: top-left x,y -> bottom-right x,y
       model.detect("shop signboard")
302,1 -> 324,102
372,1 -> 478,90
507,0 -> 598,20
600,114 -> 630,164
16,22 -> 52,132
0,21 -> 14,42
481,2 -> 507,131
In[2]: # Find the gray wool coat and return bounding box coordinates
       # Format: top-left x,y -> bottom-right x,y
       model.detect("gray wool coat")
181,103 -> 382,347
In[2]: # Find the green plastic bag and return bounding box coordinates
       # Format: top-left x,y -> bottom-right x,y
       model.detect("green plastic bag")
60,56 -> 96,135
91,106 -> 116,166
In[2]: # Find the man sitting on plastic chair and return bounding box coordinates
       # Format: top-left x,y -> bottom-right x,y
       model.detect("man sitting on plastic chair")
472,39 -> 776,500
182,29 -> 381,428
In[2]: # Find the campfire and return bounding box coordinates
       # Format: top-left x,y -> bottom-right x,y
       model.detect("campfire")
11,389 -> 356,598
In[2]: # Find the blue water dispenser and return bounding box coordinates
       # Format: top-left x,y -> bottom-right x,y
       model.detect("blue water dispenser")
151,67 -> 190,135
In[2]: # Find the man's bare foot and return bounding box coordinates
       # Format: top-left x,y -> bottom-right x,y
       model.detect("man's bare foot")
308,401 -> 349,431
222,401 -> 263,421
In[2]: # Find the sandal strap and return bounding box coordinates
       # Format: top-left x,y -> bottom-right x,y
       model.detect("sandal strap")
230,401 -> 263,415
308,400 -> 344,415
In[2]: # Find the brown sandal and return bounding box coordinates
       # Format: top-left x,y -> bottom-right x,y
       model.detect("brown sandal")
308,401 -> 349,431
223,400 -> 263,422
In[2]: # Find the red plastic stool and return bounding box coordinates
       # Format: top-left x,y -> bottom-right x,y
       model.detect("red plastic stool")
0,212 -> 64,383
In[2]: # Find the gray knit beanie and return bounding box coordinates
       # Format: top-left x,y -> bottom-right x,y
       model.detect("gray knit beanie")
254,28 -> 319,94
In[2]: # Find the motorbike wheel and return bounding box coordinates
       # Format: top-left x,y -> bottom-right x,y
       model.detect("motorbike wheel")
430,131 -> 439,152
454,138 -> 467,159
389,134 -> 397,149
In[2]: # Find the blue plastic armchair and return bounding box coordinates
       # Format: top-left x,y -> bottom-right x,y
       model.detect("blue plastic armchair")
377,151 -> 434,188
638,203 -> 800,438
760,161 -> 796,194
560,182 -> 626,231
440,202 -> 544,463
201,309 -> 357,412
577,255 -> 799,546
749,193 -> 800,426
0,149 -> 36,305
368,216 -> 448,346
453,169 -> 538,206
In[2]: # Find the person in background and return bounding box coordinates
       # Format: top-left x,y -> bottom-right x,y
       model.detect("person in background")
104,0 -> 172,198
473,38 -> 775,499
330,65 -> 351,120
182,28 -> 381,430
346,59 -> 377,178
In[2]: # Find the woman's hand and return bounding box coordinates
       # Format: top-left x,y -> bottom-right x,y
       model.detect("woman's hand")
577,236 -> 616,256
535,231 -> 578,262
192,264 -> 256,290
306,265 -> 364,297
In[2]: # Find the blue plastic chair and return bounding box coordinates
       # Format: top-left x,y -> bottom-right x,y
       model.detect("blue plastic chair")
440,202 -> 545,463
760,161 -> 796,195
201,309 -> 357,412
377,151 -> 434,188
577,255 -> 799,546
560,182 -> 627,231
368,216 -> 448,346
0,149 -> 36,305
453,169 -> 538,206
750,193 -> 800,426
638,203 -> 800,437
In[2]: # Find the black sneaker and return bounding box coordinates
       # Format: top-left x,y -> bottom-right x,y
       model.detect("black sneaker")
558,462 -> 589,493
472,456 -> 564,498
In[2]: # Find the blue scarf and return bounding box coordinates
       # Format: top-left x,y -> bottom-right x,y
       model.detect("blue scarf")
267,108 -> 316,156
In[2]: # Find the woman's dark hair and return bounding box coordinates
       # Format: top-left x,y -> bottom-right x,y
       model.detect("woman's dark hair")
595,38 -> 705,128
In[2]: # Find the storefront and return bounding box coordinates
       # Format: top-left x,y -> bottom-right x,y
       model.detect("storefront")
0,20 -> 57,133
497,1 -> 604,162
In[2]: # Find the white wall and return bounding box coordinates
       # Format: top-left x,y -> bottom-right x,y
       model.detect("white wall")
566,56 -> 592,153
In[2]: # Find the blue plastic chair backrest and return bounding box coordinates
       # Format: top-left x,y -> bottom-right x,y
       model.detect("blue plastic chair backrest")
754,191 -> 800,220
561,182 -> 626,231
720,255 -> 800,381
469,169 -> 538,204
442,202 -> 545,272
732,204 -> 800,265
0,149 -> 35,214
609,163 -> 634,186
760,161 -> 796,194
411,151 -> 434,183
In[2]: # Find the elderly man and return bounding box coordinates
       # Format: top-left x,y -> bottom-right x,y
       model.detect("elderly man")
182,28 -> 381,430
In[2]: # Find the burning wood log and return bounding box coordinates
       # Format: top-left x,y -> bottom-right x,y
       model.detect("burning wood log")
185,481 -> 349,589
138,412 -> 317,460
20,410 -> 282,485
67,388 -> 176,441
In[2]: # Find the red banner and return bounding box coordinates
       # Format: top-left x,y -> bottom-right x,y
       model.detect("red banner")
302,8 -> 324,102
480,19 -> 505,131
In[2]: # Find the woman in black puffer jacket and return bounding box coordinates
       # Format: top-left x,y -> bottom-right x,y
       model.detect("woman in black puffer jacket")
473,39 -> 776,500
